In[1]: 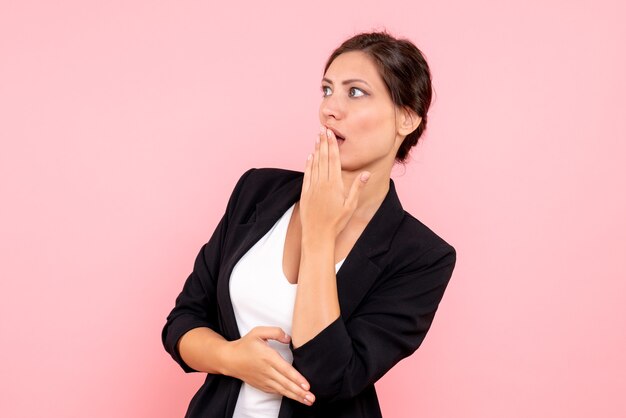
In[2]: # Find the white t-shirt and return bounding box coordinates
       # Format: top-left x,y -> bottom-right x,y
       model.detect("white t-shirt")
229,204 -> 344,418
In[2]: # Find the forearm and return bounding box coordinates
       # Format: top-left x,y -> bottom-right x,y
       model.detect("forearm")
291,232 -> 340,348
177,327 -> 231,374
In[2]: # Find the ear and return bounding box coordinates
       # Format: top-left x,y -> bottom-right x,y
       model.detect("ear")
396,106 -> 422,137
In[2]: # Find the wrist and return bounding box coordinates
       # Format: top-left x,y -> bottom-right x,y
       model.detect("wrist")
214,339 -> 235,376
301,228 -> 335,246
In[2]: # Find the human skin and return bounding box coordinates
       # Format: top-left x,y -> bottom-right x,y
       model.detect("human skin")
177,50 -> 421,408
291,51 -> 422,348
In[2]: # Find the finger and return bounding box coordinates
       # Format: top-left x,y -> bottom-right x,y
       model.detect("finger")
252,331 -> 311,391
261,351 -> 313,403
266,373 -> 315,406
326,128 -> 341,182
270,364 -> 315,402
319,127 -> 329,180
269,367 -> 316,405
302,153 -> 312,194
346,171 -> 370,209
271,354 -> 311,392
251,326 -> 291,344
312,134 -> 320,182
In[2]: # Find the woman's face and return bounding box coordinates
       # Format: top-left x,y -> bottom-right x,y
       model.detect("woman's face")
319,51 -> 402,173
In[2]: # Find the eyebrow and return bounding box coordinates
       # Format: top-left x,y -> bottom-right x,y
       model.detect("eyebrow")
322,77 -> 371,88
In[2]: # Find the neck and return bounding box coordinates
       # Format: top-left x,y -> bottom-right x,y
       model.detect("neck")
341,165 -> 392,221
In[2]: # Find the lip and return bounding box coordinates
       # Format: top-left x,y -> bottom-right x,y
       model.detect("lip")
325,126 -> 346,141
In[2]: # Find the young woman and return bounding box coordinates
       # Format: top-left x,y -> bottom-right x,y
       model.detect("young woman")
162,31 -> 456,418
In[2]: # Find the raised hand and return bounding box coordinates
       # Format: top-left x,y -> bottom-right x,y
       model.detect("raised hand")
225,326 -> 315,406
300,126 -> 370,239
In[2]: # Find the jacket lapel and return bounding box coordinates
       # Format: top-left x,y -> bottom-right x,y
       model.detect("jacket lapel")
335,179 -> 405,318
216,177 -> 303,340
216,173 -> 406,339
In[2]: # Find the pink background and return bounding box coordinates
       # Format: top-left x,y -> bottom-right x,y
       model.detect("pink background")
1,1 -> 625,417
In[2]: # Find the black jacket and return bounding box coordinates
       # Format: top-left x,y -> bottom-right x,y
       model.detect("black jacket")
162,168 -> 456,417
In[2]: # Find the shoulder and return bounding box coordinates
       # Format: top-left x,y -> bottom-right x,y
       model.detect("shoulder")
238,167 -> 302,188
388,210 -> 456,275
224,167 -> 303,221
231,167 -> 302,198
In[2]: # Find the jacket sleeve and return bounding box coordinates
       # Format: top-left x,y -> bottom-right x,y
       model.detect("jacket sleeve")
290,244 -> 456,401
161,168 -> 255,372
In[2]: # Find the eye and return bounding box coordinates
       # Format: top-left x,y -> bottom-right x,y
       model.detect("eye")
349,87 -> 366,98
321,85 -> 332,97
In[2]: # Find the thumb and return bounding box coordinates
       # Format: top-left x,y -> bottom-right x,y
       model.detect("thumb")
346,171 -> 370,207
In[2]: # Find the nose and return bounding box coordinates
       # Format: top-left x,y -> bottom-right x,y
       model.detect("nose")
319,94 -> 344,122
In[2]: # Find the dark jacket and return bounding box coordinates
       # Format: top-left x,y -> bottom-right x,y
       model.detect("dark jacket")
162,168 -> 456,418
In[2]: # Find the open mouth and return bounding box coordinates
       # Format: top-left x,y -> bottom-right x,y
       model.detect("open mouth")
328,128 -> 345,143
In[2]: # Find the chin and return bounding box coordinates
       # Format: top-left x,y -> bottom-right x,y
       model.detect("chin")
339,159 -> 366,173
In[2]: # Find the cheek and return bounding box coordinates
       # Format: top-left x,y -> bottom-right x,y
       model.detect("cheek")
356,106 -> 395,140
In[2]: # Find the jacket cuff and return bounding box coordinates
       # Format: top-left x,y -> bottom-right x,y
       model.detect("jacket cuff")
162,315 -> 214,373
290,316 -> 352,399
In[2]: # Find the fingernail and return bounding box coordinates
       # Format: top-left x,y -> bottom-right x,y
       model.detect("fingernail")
307,153 -> 312,160
326,128 -> 332,138
360,172 -> 370,182
320,126 -> 326,135
301,383 -> 309,390
305,394 -> 314,402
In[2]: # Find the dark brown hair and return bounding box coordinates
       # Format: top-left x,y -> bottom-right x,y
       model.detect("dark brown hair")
324,32 -> 433,163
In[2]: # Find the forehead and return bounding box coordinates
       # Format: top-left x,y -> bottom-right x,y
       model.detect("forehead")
324,51 -> 383,85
